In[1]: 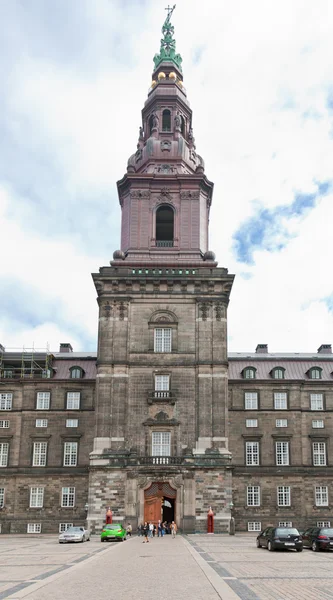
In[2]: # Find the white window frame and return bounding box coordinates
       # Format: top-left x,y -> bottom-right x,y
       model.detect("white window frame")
244,368 -> 255,379
312,420 -> 324,429
276,441 -> 289,466
277,486 -> 291,506
61,486 -> 75,507
32,442 -> 47,467
59,522 -> 73,532
36,419 -> 48,428
0,420 -> 9,429
317,521 -> 331,528
66,419 -> 79,428
315,486 -> 328,507
274,392 -> 287,410
154,328 -> 172,353
313,441 -> 326,466
310,393 -> 323,411
0,487 -> 4,508
248,521 -> 261,532
63,442 -> 78,466
155,375 -> 170,391
30,487 -> 44,508
310,368 -> 321,379
273,368 -> 284,379
66,392 -> 80,410
247,486 -> 260,506
152,432 -> 171,456
27,523 -> 41,533
245,392 -> 258,410
278,521 -> 292,527
246,441 -> 259,466
0,443 -> 9,467
70,368 -> 82,379
276,419 -> 288,428
36,392 -> 50,410
0,393 -> 12,410
246,419 -> 258,428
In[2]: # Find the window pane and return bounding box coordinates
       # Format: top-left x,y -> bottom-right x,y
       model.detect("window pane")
0,488 -> 4,508
310,394 -> 323,411
66,419 -> 78,428
276,419 -> 288,427
246,441 -> 259,465
0,420 -> 10,428
245,393 -> 258,410
62,486 -> 75,507
313,442 -> 326,466
0,393 -> 12,410
154,329 -> 171,353
59,523 -> 73,532
63,442 -> 78,466
247,486 -> 260,506
36,419 -> 48,428
66,392 -> 80,410
0,443 -> 9,467
36,392 -> 50,410
30,487 -> 44,508
315,486 -> 328,506
155,375 -> 170,390
152,432 -> 171,456
246,419 -> 258,428
276,441 -> 289,465
273,369 -> 284,379
32,442 -> 47,466
248,521 -> 261,531
312,420 -> 324,429
277,486 -> 290,506
274,393 -> 287,410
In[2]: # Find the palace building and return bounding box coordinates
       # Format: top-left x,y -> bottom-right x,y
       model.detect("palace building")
0,9 -> 333,535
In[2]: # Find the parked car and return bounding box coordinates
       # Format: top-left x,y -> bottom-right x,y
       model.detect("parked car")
101,524 -> 127,542
59,526 -> 90,544
302,527 -> 333,551
256,527 -> 303,552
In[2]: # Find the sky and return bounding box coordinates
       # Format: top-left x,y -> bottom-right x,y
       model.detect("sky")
0,0 -> 332,353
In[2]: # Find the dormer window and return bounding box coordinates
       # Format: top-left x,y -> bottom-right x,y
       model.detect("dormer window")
271,367 -> 285,380
308,367 -> 322,380
162,109 -> 171,131
70,367 -> 84,380
42,369 -> 53,379
243,367 -> 256,379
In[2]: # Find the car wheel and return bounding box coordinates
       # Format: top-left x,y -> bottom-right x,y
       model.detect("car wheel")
296,548 -> 303,552
267,541 -> 274,552
101,539 -> 104,543
256,539 -> 261,548
312,541 -> 319,552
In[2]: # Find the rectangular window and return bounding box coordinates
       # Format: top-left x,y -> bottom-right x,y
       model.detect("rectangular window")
247,485 -> 260,506
32,442 -> 47,467
66,392 -> 80,410
246,441 -> 259,465
317,521 -> 331,528
0,443 -> 9,467
278,521 -> 292,527
27,523 -> 41,533
276,441 -> 289,465
277,486 -> 291,506
0,393 -> 12,410
59,522 -> 73,532
246,419 -> 258,428
0,420 -> 9,428
0,488 -> 4,508
248,521 -> 261,532
245,392 -> 258,410
315,486 -> 328,506
152,432 -> 171,456
312,420 -> 324,429
36,392 -> 50,410
155,375 -> 170,390
274,392 -> 287,410
66,419 -> 78,428
30,487 -> 44,508
276,419 -> 288,428
310,393 -> 323,411
36,419 -> 48,428
61,486 -> 75,507
63,442 -> 78,466
154,328 -> 171,353
313,442 -> 326,466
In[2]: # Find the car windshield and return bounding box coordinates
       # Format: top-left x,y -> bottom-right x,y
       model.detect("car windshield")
105,525 -> 121,530
320,529 -> 333,535
66,528 -> 83,533
276,528 -> 299,535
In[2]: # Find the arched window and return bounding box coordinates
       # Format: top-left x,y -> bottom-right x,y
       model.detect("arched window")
162,109 -> 171,131
271,367 -> 285,380
149,114 -> 154,136
70,367 -> 84,379
243,367 -> 256,379
156,205 -> 174,247
181,116 -> 185,135
308,367 -> 322,380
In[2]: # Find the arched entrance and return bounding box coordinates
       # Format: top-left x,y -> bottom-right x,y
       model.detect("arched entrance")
144,482 -> 176,526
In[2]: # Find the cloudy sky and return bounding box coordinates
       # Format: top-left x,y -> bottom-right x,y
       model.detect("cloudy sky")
0,0 -> 332,353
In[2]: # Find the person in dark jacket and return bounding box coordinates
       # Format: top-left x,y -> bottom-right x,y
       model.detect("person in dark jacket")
142,521 -> 149,543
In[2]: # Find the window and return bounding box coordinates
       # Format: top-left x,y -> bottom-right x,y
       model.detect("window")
30,487 -> 44,508
36,392 -> 50,410
317,521 -> 331,528
66,392 -> 80,410
274,392 -> 287,410
277,486 -> 290,506
276,419 -> 288,428
59,522 -> 73,532
66,419 -> 78,428
246,419 -> 258,428
27,523 -> 41,533
248,521 -> 261,532
32,442 -> 47,467
313,442 -> 326,466
0,421 -> 9,428
155,375 -> 169,390
152,432 -> 171,456
42,369 -> 52,379
276,441 -> 289,465
70,367 -> 83,379
0,393 -> 12,410
278,521 -> 292,527
0,443 -> 9,467
162,109 -> 171,131
3,370 -> 13,379
246,441 -> 259,465
154,328 -> 171,352
309,368 -> 322,379
310,393 -> 323,411
315,486 -> 328,506
36,419 -> 48,428
312,420 -> 324,429
245,392 -> 258,410
247,486 -> 260,506
0,488 -> 4,508
272,368 -> 285,379
63,442 -> 78,466
243,368 -> 256,379
155,205 -> 174,246
62,486 -> 75,507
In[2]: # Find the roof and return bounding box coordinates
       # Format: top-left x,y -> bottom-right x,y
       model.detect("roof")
228,356 -> 333,381
52,358 -> 97,380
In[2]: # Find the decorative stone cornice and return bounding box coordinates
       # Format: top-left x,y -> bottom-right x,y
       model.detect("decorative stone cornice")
130,190 -> 151,199
180,190 -> 200,199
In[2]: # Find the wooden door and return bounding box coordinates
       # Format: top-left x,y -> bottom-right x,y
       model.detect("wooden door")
144,495 -> 162,524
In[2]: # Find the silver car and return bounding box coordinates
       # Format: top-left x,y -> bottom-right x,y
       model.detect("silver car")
59,526 -> 90,544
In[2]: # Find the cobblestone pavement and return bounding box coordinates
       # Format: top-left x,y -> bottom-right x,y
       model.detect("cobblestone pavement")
0,534 -> 333,599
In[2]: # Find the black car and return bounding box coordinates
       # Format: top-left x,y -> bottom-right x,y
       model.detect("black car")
256,527 -> 303,552
302,527 -> 333,551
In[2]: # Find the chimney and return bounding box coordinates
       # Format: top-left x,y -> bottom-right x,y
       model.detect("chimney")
317,344 -> 332,354
256,344 -> 268,354
59,343 -> 73,353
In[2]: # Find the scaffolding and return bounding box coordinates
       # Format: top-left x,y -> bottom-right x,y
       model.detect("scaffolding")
0,344 -> 53,380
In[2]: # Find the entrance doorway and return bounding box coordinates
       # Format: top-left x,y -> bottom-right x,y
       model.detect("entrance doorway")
162,498 -> 175,523
144,482 -> 176,527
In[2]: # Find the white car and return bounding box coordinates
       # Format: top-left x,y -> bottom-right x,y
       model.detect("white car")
59,526 -> 90,543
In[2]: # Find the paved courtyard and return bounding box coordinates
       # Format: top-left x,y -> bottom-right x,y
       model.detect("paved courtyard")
0,533 -> 332,599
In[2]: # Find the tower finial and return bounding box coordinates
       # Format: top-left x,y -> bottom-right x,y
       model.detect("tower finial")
153,4 -> 182,72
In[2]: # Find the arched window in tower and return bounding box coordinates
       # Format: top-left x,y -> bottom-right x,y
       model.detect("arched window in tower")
162,109 -> 171,132
181,116 -> 185,135
149,114 -> 155,136
156,205 -> 174,247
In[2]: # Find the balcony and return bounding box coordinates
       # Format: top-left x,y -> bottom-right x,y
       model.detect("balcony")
147,390 -> 177,405
156,241 -> 174,247
138,456 -> 184,466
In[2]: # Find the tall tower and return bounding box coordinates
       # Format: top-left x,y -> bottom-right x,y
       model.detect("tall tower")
89,7 -> 234,533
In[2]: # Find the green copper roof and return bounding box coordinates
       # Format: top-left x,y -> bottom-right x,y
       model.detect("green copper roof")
153,5 -> 183,73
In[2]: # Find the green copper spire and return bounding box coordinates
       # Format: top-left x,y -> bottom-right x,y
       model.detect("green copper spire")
153,4 -> 183,72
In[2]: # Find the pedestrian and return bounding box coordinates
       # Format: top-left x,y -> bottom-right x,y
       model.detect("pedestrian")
153,524 -> 157,537
158,520 -> 162,537
126,523 -> 132,537
149,522 -> 154,538
138,524 -> 142,537
142,522 -> 149,543
171,521 -> 178,538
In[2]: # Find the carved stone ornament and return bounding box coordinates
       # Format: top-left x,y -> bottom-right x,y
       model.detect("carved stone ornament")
156,315 -> 172,322
199,302 -> 211,321
155,411 -> 168,421
161,140 -> 171,152
180,190 -> 200,199
130,190 -> 151,199
215,302 -> 226,321
135,148 -> 143,162
103,302 -> 112,318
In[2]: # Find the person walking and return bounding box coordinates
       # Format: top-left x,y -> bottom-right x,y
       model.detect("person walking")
142,522 -> 149,543
126,523 -> 132,537
171,521 -> 178,538
149,522 -> 154,538
157,520 -> 162,537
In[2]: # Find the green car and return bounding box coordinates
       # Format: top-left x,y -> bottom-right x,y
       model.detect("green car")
101,524 -> 127,542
